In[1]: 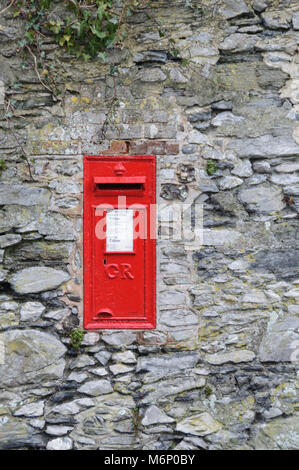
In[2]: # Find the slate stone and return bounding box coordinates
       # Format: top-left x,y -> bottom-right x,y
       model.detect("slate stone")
10,267 -> 70,294
176,412 -> 222,436
259,317 -> 299,362
0,329 -> 66,387
141,406 -> 175,426
206,350 -> 255,365
219,0 -> 250,19
238,184 -> 284,213
0,234 -> 22,248
250,249 -> 299,281
227,135 -> 299,158
0,184 -> 50,206
0,419 -> 46,450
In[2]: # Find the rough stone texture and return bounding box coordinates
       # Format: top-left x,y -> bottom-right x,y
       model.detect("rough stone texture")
0,330 -> 66,386
0,0 -> 298,451
10,267 -> 70,294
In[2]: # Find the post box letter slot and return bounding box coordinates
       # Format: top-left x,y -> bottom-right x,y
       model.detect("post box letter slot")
94,177 -> 146,195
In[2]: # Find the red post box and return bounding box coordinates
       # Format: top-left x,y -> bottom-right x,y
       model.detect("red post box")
83,155 -> 156,329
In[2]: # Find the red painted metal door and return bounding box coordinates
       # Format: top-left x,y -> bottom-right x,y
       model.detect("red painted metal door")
84,156 -> 156,329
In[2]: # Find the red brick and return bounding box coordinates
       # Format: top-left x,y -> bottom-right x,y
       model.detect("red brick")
102,140 -> 129,155
165,142 -> 180,154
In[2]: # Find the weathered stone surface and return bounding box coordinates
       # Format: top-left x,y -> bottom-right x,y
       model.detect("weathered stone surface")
0,418 -> 46,450
219,0 -> 250,19
261,11 -> 292,30
10,267 -> 70,294
0,329 -> 66,387
250,249 -> 299,280
176,413 -> 222,436
220,34 -> 257,53
14,401 -> 45,418
137,352 -> 200,375
20,302 -> 45,322
78,380 -> 113,396
202,229 -> 242,246
47,437 -> 73,450
250,415 -> 299,450
227,136 -> 299,158
0,234 -> 22,248
259,317 -> 299,363
206,350 -> 255,365
238,185 -> 284,212
218,176 -> 243,190
0,185 -> 50,206
142,406 -> 175,426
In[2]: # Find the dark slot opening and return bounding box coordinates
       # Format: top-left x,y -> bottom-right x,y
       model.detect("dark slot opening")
96,183 -> 144,191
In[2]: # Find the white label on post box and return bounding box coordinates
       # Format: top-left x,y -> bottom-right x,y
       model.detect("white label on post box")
106,209 -> 134,252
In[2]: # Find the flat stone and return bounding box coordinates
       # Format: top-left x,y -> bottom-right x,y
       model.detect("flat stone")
14,401 -> 44,418
47,437 -> 73,450
37,212 -> 74,241
101,331 -> 137,347
232,160 -> 253,177
274,162 -> 299,173
137,352 -> 200,375
20,302 -> 45,322
0,184 -> 50,206
250,249 -> 299,281
141,406 -> 175,426
259,317 -> 299,362
45,425 -> 73,436
238,184 -> 284,213
251,415 -> 299,449
160,309 -> 198,327
0,329 -> 66,387
50,399 -> 94,417
202,229 -> 241,246
206,350 -> 256,365
67,372 -> 88,383
112,351 -> 136,364
176,412 -> 222,436
271,173 -> 299,185
78,379 -> 113,396
70,354 -> 95,369
160,289 -> 186,305
218,176 -> 243,190
219,0 -> 250,19
0,418 -> 46,450
0,234 -> 22,248
227,135 -> 299,158
136,68 -> 166,82
10,267 -> 70,294
109,364 -> 134,375
220,34 -> 257,53
293,11 -> 299,30
261,11 -> 292,30
94,350 -> 112,366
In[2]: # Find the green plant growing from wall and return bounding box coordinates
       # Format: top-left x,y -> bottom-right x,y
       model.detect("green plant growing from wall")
69,328 -> 86,350
206,159 -> 217,176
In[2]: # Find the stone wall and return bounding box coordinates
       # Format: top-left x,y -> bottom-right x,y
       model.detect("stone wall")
0,0 -> 298,450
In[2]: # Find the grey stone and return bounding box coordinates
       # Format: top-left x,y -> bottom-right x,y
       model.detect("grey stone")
78,379 -> 113,396
284,185 -> 299,196
112,351 -> 136,364
252,1 -> 270,13
202,229 -> 241,246
251,249 -> 299,281
0,418 -> 46,450
136,68 -> 166,82
109,364 -> 134,375
176,412 -> 223,436
253,161 -> 271,173
140,376 -> 206,405
10,267 -> 70,294
232,160 -> 253,177
220,34 -> 257,53
142,406 -> 175,426
137,352 -> 200,375
67,372 -> 88,383
206,350 -> 255,365
293,11 -> 299,30
250,415 -> 299,450
0,184 -> 50,206
238,185 -> 284,212
94,350 -> 112,366
227,135 -> 299,158
160,289 -> 186,305
0,329 -> 66,387
101,331 -> 136,347
160,309 -> 198,327
70,354 -> 95,369
37,212 -> 74,241
218,176 -> 243,190
271,173 -> 299,185
274,162 -> 299,173
219,0 -> 250,19
259,317 -> 299,362
0,234 -> 22,248
47,437 -> 73,450
14,401 -> 44,418
50,399 -> 94,417
261,11 -> 292,30
20,302 -> 45,322
43,308 -> 69,321
45,425 -> 73,436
